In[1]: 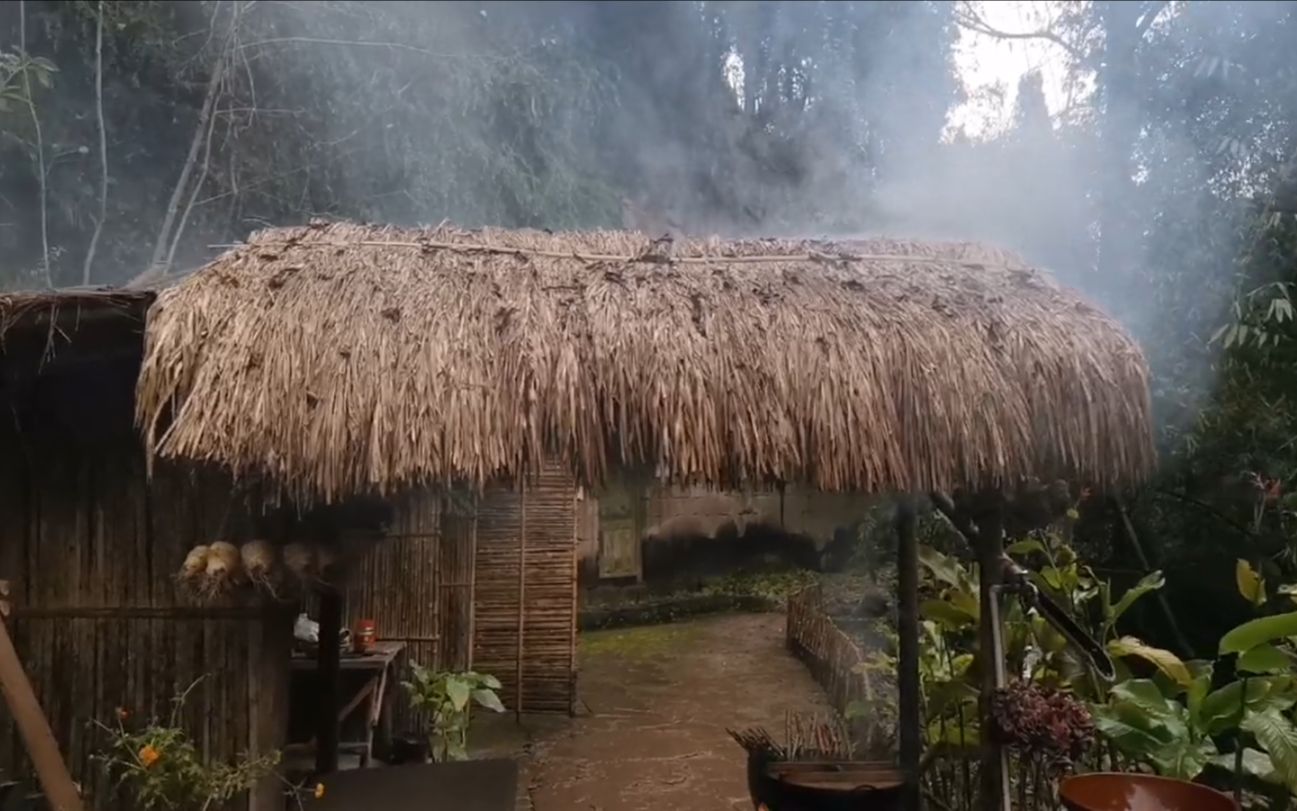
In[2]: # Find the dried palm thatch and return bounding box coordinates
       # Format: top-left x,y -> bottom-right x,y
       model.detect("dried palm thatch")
0,287 -> 152,344
136,222 -> 1155,504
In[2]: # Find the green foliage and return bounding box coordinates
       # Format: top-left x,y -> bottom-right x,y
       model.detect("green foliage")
702,569 -> 821,602
92,682 -> 281,811
0,50 -> 56,114
403,664 -> 505,763
1092,568 -> 1297,800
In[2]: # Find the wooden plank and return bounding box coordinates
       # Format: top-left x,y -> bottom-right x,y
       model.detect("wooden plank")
0,617 -> 83,811
316,589 -> 343,774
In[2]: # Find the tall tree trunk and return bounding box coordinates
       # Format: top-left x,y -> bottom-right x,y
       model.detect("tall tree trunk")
1094,1 -> 1148,317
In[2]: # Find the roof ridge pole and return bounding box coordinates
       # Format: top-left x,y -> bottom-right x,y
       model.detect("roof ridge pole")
894,496 -> 920,811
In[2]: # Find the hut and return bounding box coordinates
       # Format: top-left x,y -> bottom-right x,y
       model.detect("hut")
0,286 -> 297,810
0,284 -> 578,808
1,221 -> 1154,811
575,481 -> 879,590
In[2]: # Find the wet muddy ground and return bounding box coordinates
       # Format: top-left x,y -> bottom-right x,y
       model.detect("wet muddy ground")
475,612 -> 832,810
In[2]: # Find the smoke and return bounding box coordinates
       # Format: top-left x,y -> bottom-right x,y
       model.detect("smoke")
6,0 -> 1292,377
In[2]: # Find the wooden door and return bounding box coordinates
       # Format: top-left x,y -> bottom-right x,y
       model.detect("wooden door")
597,482 -> 642,580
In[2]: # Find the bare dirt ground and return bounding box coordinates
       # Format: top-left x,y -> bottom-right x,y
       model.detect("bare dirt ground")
475,612 -> 832,811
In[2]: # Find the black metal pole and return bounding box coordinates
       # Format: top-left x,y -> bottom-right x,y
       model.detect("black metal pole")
895,496 -> 921,811
975,498 -> 1006,811
316,587 -> 342,775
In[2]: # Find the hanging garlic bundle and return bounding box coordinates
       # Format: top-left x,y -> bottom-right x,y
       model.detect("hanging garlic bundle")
241,540 -> 279,596
178,545 -> 209,582
202,541 -> 242,597
283,542 -> 316,587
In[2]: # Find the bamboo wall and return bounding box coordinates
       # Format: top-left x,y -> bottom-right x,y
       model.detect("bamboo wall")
337,490 -> 477,736
471,461 -> 578,714
0,441 -> 290,811
338,469 -> 577,721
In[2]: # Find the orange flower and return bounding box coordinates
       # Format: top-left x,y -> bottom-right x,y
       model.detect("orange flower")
313,783 -> 326,799
138,745 -> 160,768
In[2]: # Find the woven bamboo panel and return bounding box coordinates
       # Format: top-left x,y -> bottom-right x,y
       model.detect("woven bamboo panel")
0,431 -> 288,811
473,460 -> 577,714
340,490 -> 442,737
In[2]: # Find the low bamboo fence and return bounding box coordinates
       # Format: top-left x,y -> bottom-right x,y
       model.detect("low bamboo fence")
785,585 -> 874,714
785,586 -> 1142,811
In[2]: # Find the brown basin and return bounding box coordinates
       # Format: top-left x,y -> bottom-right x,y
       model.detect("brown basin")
1058,773 -> 1236,811
750,761 -> 905,811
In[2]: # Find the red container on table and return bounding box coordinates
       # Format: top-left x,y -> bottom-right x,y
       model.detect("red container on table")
353,619 -> 377,654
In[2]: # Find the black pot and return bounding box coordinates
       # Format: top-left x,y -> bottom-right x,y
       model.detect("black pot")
747,755 -> 905,811
387,734 -> 429,765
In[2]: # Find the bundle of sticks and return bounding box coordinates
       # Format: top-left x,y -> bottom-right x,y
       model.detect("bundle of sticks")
727,711 -> 854,762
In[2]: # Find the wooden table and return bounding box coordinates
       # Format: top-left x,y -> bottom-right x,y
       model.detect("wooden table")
289,641 -> 405,767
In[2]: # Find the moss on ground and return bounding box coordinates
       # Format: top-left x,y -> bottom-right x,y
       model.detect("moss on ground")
581,622 -> 706,659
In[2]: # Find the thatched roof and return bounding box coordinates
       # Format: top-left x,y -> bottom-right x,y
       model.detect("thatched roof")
136,221 -> 1155,503
0,287 -> 153,339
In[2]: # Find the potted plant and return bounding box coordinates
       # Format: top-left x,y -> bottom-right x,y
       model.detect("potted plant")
402,664 -> 506,762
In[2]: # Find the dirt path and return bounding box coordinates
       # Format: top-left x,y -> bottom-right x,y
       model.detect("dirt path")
476,612 -> 832,811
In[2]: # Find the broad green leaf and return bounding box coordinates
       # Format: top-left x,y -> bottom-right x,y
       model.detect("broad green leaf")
1242,709 -> 1297,792
1007,538 -> 1046,556
472,689 -> 506,713
1220,612 -> 1297,655
1238,643 -> 1293,675
1187,661 -> 1214,728
1108,571 -> 1166,626
926,680 -> 979,718
1209,748 -> 1280,785
1237,559 -> 1267,607
1093,703 -> 1172,752
1038,566 -> 1065,591
917,546 -> 970,590
1202,677 -> 1297,736
947,588 -> 980,621
1108,637 -> 1193,688
480,674 -> 503,690
1152,738 -> 1215,781
446,677 -> 470,712
1112,679 -> 1179,720
921,599 -> 976,629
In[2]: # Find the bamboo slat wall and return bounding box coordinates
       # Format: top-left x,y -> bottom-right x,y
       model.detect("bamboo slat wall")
472,460 -> 577,714
786,586 -> 873,715
0,438 -> 290,811
338,490 -> 477,735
